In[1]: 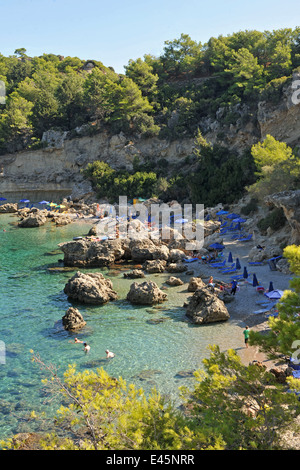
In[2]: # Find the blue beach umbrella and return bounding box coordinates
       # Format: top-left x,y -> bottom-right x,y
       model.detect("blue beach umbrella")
228,252 -> 233,263
216,210 -> 228,215
253,274 -> 259,287
265,289 -> 284,300
209,243 -> 225,250
227,213 -> 240,219
236,258 -> 241,269
19,199 -> 30,203
39,200 -> 50,205
243,267 -> 248,279
233,217 -> 247,223
0,197 -> 7,201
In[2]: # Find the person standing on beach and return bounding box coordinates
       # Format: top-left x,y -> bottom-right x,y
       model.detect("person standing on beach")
231,279 -> 238,295
243,326 -> 250,348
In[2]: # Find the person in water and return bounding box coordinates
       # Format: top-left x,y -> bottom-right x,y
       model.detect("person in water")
74,338 -> 84,343
84,343 -> 90,353
106,349 -> 115,358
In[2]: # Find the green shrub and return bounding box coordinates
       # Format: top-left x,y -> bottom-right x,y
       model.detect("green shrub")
241,198 -> 258,215
257,207 -> 286,233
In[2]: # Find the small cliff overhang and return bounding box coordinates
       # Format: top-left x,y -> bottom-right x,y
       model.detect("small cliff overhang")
265,189 -> 300,245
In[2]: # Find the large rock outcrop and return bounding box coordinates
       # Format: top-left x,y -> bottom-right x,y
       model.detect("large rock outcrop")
126,280 -> 167,305
188,277 -> 206,292
129,239 -> 170,262
142,259 -> 167,273
59,238 -> 127,267
0,203 -> 18,213
185,286 -> 230,324
62,307 -> 86,331
64,271 -> 118,304
265,190 -> 300,244
18,212 -> 47,228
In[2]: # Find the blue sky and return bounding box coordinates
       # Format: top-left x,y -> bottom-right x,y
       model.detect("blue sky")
0,0 -> 299,73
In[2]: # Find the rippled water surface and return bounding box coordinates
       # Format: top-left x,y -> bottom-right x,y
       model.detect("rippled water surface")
0,214 -> 242,438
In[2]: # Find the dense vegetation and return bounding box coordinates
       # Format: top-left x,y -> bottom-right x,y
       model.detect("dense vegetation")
83,129 -> 257,205
1,28 -> 300,152
1,28 -> 300,205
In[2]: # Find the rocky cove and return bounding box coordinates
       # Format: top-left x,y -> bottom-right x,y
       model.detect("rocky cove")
0,189 -> 299,447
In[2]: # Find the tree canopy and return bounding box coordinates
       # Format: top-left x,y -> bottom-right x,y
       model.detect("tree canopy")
1,27 -> 300,153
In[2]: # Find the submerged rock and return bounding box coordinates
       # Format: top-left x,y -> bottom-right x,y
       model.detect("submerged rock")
64,271 -> 118,304
126,280 -> 167,305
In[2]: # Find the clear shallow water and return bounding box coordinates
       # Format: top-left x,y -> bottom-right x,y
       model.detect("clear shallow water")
0,214 -> 242,439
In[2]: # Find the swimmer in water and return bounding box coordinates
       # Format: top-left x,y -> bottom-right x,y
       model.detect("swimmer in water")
74,338 -> 84,343
106,349 -> 115,358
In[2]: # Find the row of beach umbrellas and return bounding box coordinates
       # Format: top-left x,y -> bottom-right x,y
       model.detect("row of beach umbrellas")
225,250 -> 284,299
0,197 -> 66,209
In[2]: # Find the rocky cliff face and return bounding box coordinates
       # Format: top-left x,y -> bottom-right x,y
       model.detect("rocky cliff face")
265,190 -> 300,245
0,74 -> 299,202
0,129 -> 195,201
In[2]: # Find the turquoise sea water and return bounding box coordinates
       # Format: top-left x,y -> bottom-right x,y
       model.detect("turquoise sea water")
0,214 -> 242,439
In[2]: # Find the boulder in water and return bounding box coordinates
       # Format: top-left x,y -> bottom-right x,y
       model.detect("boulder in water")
62,307 -> 86,331
64,271 -> 118,304
127,280 -> 167,305
185,286 -> 229,324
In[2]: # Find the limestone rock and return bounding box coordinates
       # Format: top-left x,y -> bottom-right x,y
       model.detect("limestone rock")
185,286 -> 230,324
123,269 -> 145,279
166,276 -> 184,286
59,238 -> 126,267
166,262 -> 187,273
188,277 -> 206,292
126,280 -> 167,305
18,213 -> 47,228
168,248 -> 186,262
130,239 -> 169,261
53,214 -> 73,226
62,307 -> 86,331
142,259 -> 167,273
248,245 -> 282,262
265,190 -> 300,244
276,258 -> 291,275
0,203 -> 18,213
64,271 -> 118,304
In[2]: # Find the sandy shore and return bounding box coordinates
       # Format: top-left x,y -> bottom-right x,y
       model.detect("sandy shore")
188,233 -> 292,367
